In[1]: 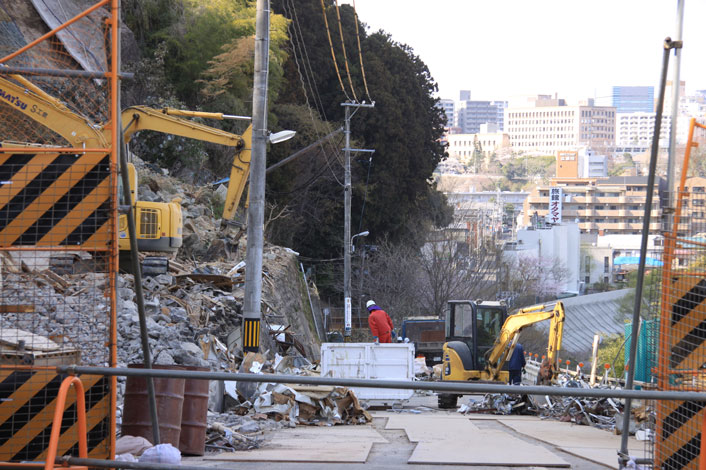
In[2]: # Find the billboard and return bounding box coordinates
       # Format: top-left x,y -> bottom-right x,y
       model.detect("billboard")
546,187 -> 563,224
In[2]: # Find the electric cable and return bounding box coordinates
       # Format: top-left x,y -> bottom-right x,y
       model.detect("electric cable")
334,0 -> 357,102
319,0 -> 349,100
351,0 -> 372,103
287,0 -> 345,171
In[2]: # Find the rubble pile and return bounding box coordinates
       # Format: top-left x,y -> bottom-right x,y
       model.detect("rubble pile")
457,372 -> 656,437
0,268 -> 111,366
459,393 -> 531,415
117,272 -> 238,369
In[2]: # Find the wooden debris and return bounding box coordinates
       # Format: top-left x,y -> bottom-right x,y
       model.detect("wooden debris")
176,273 -> 234,290
0,305 -> 34,314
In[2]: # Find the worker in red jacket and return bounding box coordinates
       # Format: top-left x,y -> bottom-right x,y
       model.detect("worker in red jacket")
367,300 -> 394,343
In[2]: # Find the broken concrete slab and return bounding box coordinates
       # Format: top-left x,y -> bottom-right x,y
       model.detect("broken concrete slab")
496,418 -> 645,470
409,431 -> 569,467
204,425 -> 386,463
385,414 -> 568,466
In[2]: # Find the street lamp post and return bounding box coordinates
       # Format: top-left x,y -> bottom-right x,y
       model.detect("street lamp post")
345,230 -> 369,340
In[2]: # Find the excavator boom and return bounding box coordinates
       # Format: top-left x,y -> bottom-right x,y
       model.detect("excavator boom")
486,302 -> 565,380
0,74 -> 107,148
119,106 -> 252,220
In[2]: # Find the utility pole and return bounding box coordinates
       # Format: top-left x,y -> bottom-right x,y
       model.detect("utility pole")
342,101 -> 374,341
666,0 -> 685,223
242,0 -> 270,353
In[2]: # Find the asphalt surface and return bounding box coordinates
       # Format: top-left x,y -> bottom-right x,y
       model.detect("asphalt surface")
183,393 -> 629,469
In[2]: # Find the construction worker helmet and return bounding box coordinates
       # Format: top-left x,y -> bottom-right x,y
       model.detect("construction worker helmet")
366,300 -> 376,309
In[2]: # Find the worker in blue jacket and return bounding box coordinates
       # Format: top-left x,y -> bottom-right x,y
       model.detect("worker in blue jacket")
508,342 -> 526,385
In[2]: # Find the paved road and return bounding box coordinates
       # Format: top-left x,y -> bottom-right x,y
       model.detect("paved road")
184,393 -> 643,469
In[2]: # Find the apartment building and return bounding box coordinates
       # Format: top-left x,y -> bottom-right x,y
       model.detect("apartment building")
446,125 -> 510,164
505,96 -> 616,154
458,100 -> 501,134
615,112 -> 689,148
523,176 -> 666,235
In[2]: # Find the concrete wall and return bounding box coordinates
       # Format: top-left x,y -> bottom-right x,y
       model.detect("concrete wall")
505,223 -> 581,294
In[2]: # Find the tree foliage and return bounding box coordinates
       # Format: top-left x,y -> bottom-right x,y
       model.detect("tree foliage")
360,234 -> 501,324
122,0 -> 453,297
268,0 -> 451,261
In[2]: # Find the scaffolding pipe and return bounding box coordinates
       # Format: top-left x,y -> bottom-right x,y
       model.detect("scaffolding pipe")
619,37 -> 680,468
58,365 -> 706,401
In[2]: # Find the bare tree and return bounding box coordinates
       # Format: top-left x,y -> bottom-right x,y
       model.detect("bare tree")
354,239 -> 424,326
418,236 -> 500,317
504,253 -> 570,307
359,231 -> 502,324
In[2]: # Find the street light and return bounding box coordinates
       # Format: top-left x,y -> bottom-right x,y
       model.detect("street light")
350,231 -> 369,253
268,130 -> 296,144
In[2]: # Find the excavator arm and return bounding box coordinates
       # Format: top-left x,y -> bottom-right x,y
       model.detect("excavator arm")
0,74 -> 107,148
119,106 -> 252,220
485,301 -> 565,380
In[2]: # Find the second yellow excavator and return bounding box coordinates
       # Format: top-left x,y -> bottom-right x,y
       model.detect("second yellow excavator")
438,301 -> 565,408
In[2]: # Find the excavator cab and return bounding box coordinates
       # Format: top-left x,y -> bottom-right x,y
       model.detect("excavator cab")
444,300 -> 508,373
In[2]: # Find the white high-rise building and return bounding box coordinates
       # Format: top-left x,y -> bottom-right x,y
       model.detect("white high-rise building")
615,112 -> 690,148
504,96 -> 616,154
438,99 -> 455,129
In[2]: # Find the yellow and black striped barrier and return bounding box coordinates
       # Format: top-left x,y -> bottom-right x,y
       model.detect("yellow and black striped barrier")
0,153 -> 112,249
657,275 -> 706,470
0,368 -> 110,462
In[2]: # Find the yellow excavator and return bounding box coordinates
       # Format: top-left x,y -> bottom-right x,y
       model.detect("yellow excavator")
437,301 -> 565,408
0,73 -> 252,271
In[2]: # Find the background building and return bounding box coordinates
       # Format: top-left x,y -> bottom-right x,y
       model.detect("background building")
610,86 -> 655,113
438,98 -> 455,129
505,96 -> 616,154
446,126 -> 510,164
581,233 -> 663,286
503,223 -> 581,295
456,90 -> 507,134
615,112 -> 689,149
523,176 -> 665,235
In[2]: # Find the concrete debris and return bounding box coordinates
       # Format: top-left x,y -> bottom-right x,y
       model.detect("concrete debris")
459,393 -> 530,415
457,371 -> 656,437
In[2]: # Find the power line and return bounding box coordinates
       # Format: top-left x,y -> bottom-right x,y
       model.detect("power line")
287,0 -> 345,171
320,0 -> 350,100
334,0 -> 358,102
351,0 -> 372,103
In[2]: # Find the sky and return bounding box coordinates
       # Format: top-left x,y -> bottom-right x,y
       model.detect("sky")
342,1 -> 706,104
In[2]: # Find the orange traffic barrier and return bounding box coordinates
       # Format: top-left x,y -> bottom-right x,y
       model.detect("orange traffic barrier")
0,377 -> 88,470
45,376 -> 89,470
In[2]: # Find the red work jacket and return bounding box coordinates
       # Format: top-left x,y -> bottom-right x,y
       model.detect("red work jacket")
368,308 -> 394,343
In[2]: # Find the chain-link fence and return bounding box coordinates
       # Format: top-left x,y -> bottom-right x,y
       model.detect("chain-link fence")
656,118 -> 706,470
0,0 -> 118,462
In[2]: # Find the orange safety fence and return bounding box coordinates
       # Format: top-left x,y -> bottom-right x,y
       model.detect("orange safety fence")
0,0 -> 119,463
657,118 -> 706,470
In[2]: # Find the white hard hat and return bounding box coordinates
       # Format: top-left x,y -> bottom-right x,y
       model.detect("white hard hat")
366,300 -> 376,308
